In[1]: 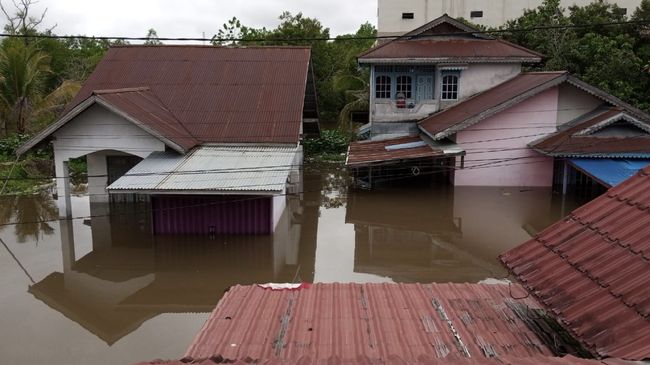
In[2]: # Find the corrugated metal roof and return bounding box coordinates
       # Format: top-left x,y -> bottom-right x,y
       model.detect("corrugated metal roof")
569,159 -> 650,187
358,39 -> 543,63
419,72 -> 568,140
530,108 -> 650,158
107,145 -> 298,193
133,355 -> 637,365
21,45 -> 311,154
184,282 -> 559,362
346,136 -> 444,167
500,165 -> 650,360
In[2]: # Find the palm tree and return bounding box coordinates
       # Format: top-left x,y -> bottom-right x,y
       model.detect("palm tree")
334,73 -> 369,133
0,40 -> 80,136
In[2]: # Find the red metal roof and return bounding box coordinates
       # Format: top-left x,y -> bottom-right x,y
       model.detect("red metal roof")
500,165 -> 650,360
94,88 -> 199,151
419,72 -> 568,139
134,355 -> 636,365
530,107 -> 650,158
65,45 -> 311,146
346,136 -> 443,166
359,39 -> 543,63
184,282 -> 560,362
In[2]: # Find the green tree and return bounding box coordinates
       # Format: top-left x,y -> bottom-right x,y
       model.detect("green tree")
144,28 -> 163,45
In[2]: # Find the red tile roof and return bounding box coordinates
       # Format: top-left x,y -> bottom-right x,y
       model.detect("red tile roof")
530,107 -> 650,158
134,355 -> 636,365
22,45 -> 311,153
346,136 -> 443,166
500,165 -> 650,360
419,72 -> 568,140
358,39 -> 543,63
185,283 -> 557,362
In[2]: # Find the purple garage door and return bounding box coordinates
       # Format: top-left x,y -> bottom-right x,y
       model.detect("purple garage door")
151,195 -> 272,235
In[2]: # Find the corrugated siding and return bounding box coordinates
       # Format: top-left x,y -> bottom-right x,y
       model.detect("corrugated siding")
152,195 -> 271,235
107,145 -> 298,192
500,166 -> 650,360
346,136 -> 443,166
185,283 -> 553,362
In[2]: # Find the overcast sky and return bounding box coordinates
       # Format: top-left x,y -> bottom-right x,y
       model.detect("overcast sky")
13,0 -> 377,41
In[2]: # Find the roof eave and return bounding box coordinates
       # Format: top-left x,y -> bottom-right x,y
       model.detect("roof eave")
421,72 -> 569,140
358,57 -> 541,64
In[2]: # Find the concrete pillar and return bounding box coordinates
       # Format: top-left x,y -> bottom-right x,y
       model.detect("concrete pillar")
59,219 -> 76,272
61,161 -> 72,218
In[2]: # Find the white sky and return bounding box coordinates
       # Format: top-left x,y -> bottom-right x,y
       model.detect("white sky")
13,0 -> 377,41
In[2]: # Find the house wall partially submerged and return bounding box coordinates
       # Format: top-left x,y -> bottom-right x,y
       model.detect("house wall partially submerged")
454,88 -> 558,187
52,104 -> 165,207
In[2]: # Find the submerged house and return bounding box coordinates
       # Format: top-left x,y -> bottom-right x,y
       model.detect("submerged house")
18,45 -> 319,234
346,15 -> 650,188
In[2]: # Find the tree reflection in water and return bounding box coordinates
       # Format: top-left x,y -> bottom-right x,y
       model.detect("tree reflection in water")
0,192 -> 58,243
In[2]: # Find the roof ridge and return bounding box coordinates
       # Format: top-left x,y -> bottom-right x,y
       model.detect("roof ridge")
93,87 -> 150,94
110,44 -> 312,49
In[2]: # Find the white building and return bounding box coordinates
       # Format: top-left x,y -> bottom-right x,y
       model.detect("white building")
378,0 -> 643,36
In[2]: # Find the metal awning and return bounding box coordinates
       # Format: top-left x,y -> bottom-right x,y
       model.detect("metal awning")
107,145 -> 299,194
569,158 -> 650,187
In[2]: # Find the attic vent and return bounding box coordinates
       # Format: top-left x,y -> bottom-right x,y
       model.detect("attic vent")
402,12 -> 414,19
470,11 -> 483,18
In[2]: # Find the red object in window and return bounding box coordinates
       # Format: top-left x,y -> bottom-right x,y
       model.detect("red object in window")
396,92 -> 406,108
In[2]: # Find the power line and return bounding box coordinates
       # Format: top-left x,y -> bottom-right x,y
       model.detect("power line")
1,19 -> 648,43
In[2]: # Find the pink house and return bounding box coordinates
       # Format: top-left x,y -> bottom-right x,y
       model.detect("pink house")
346,15 -> 650,188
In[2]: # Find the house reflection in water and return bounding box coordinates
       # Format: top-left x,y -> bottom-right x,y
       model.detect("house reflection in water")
27,189 -> 319,345
346,186 -> 564,283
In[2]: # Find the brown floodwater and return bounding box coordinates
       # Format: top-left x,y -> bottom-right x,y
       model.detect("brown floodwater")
0,163 -> 587,365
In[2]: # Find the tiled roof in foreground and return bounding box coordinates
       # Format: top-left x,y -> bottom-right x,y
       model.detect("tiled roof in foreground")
135,354 -> 636,365
501,165 -> 650,360
185,283 -> 558,362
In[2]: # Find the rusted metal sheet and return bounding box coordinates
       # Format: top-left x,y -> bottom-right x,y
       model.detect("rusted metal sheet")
134,355 -> 637,365
183,282 -> 561,362
358,39 -> 542,63
500,166 -> 650,360
346,136 -> 443,167
530,107 -> 650,158
62,45 -> 311,146
95,88 -> 199,151
419,72 -> 567,139
151,195 -> 271,235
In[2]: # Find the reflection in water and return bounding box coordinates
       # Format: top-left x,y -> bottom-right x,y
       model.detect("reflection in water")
0,192 -> 58,243
0,163 -> 587,363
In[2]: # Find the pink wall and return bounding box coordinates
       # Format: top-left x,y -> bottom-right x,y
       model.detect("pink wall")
454,87 -> 558,187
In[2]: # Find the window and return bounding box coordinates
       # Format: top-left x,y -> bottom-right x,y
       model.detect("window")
441,73 -> 459,100
396,75 -> 413,99
470,10 -> 483,18
402,12 -> 414,19
375,75 -> 392,99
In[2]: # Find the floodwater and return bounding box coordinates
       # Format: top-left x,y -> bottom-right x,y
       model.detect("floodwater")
0,163 -> 586,365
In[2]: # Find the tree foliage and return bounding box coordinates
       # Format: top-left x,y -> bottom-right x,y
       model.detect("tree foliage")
501,0 -> 650,111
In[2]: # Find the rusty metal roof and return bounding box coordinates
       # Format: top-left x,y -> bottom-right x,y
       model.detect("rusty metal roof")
419,72 -> 568,140
530,107 -> 650,158
346,136 -> 444,167
500,165 -> 650,360
184,282 -> 564,362
133,355 -> 637,365
358,39 -> 543,64
19,45 -> 311,155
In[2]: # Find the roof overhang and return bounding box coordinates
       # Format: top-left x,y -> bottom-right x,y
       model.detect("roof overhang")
358,57 -> 540,65
420,73 -> 569,141
16,95 -> 188,156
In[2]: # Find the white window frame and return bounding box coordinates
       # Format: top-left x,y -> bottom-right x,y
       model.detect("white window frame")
441,72 -> 460,101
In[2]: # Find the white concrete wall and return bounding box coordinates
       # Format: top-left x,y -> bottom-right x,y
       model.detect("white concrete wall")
556,83 -> 603,126
52,104 -> 166,213
378,0 -> 642,35
370,63 -> 521,124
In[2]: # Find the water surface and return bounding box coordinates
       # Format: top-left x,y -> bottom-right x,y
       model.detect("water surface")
0,164 -> 585,364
